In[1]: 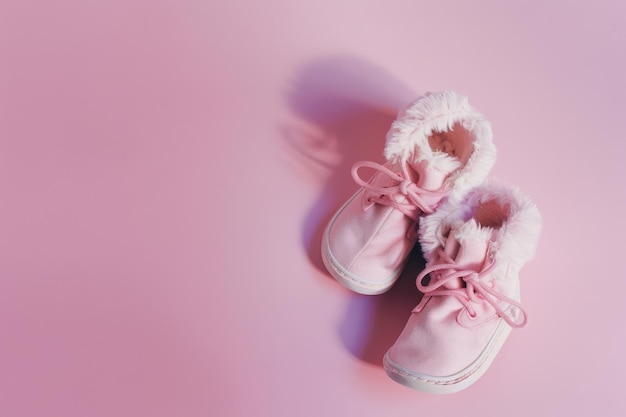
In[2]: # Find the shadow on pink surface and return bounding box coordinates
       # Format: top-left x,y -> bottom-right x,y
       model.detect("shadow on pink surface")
338,247 -> 425,366
284,55 -> 415,276
285,55 -> 426,366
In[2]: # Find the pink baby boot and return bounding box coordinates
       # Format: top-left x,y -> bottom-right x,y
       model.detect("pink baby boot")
321,91 -> 496,294
384,181 -> 542,393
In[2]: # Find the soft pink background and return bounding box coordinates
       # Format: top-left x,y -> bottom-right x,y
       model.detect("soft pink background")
1,1 -> 624,416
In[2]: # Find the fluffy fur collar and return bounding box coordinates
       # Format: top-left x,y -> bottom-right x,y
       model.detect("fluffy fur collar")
384,91 -> 496,194
419,180 -> 543,272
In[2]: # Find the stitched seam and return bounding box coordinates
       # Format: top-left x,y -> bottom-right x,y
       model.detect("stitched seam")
385,319 -> 508,386
346,205 -> 399,271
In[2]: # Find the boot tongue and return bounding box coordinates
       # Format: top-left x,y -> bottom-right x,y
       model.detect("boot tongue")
395,157 -> 455,210
376,152 -> 459,206
442,220 -> 492,289
410,152 -> 460,191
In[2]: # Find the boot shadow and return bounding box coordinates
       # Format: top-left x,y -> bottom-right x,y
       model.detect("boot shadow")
282,54 -> 418,277
338,245 -> 426,366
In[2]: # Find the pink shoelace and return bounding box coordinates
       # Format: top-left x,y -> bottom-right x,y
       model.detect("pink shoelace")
351,161 -> 448,222
413,247 -> 528,328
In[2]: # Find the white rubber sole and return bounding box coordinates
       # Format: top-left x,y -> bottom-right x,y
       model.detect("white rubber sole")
320,190 -> 401,295
383,319 -> 513,394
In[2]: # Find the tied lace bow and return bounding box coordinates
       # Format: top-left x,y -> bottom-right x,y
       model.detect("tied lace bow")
351,161 -> 448,221
413,248 -> 528,328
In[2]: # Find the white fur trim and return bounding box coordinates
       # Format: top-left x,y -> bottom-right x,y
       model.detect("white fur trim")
384,91 -> 496,194
419,180 -> 542,272
428,151 -> 462,176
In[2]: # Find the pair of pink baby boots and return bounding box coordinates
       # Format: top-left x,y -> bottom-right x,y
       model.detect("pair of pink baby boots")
321,91 -> 542,394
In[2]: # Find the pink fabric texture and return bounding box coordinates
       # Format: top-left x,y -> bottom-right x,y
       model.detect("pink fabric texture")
323,160 -> 446,294
384,181 -> 542,394
351,161 -> 447,220
321,91 -> 496,295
